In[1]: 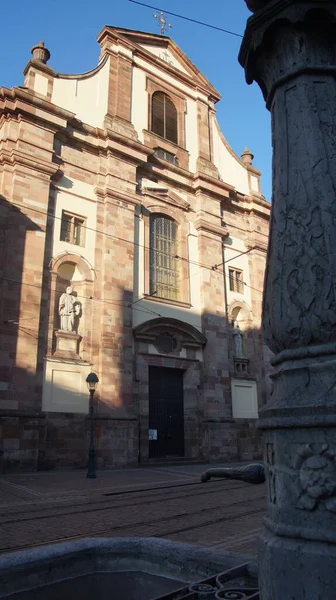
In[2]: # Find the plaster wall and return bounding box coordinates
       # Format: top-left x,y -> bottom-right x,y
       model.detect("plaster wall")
212,118 -> 250,195
51,59 -> 109,129
131,67 -> 148,143
52,177 -> 97,269
42,359 -> 91,414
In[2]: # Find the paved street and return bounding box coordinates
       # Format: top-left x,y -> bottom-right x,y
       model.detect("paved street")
0,463 -> 266,557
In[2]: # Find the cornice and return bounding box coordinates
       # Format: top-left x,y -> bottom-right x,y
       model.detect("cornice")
195,218 -> 229,239
141,188 -> 190,212
0,148 -> 60,177
94,185 -> 141,207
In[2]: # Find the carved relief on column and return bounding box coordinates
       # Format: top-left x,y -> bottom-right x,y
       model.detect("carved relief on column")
240,3 -> 336,598
240,3 -> 336,356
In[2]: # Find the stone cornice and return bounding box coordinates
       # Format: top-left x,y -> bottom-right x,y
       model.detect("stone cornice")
194,218 -> 229,239
0,86 -> 152,165
0,148 -> 60,177
94,185 -> 141,207
0,86 -> 73,126
23,59 -> 56,77
141,187 -> 190,212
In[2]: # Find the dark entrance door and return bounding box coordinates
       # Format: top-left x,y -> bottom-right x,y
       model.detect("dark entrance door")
148,367 -> 184,458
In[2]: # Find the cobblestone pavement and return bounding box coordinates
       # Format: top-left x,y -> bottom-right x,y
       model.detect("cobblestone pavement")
0,463 -> 266,556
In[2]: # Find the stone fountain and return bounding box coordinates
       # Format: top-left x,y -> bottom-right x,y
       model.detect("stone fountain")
239,1 -> 336,598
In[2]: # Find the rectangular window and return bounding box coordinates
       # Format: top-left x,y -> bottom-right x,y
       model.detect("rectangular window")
229,268 -> 244,294
60,212 -> 85,247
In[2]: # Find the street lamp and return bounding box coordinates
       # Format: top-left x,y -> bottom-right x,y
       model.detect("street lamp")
86,372 -> 99,479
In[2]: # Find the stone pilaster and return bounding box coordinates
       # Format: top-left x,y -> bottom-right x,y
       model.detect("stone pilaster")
97,28 -> 138,141
196,100 -> 219,178
239,2 -> 336,598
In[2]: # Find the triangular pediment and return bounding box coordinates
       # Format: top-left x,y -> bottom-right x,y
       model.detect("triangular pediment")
138,43 -> 190,75
140,178 -> 190,211
99,27 -> 221,102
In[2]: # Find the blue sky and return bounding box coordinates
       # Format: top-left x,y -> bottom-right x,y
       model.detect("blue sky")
0,0 -> 272,200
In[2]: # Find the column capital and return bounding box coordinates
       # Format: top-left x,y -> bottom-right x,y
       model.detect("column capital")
239,1 -> 336,106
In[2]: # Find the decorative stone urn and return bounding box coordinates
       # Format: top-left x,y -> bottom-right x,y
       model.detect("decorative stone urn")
239,1 -> 336,598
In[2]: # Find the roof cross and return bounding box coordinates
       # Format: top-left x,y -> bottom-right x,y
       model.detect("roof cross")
153,11 -> 172,36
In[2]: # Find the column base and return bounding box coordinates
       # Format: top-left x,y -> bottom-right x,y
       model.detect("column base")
259,527 -> 336,600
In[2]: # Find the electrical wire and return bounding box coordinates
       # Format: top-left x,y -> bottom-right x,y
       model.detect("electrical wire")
6,199 -> 262,278
7,199 -> 217,274
128,0 -> 244,38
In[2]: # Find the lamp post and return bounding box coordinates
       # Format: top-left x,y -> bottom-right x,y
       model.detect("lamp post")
86,372 -> 99,479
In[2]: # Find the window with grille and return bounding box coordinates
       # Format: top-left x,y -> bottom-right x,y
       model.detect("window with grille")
229,268 -> 244,294
60,211 -> 85,246
151,92 -> 178,145
150,214 -> 179,301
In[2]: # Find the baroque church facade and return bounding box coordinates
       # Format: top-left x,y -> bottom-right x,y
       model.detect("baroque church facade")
0,27 -> 271,471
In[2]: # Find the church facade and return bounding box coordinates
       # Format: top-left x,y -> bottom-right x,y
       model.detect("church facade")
0,27 -> 271,471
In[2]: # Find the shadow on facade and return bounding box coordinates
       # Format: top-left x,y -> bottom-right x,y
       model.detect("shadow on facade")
0,259 -> 273,472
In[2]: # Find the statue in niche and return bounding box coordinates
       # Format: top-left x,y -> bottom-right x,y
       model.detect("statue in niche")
58,285 -> 81,332
232,321 -> 244,357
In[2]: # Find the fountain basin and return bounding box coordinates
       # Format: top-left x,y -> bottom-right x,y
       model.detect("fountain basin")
0,537 -> 257,599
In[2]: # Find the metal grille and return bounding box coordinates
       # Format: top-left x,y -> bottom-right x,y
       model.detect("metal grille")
150,214 -> 179,300
155,332 -> 178,354
152,563 -> 259,599
151,92 -> 178,144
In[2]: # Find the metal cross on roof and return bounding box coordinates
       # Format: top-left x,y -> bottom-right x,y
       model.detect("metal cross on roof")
153,11 -> 172,36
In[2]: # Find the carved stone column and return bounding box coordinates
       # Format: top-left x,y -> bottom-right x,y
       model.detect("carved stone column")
239,2 -> 336,598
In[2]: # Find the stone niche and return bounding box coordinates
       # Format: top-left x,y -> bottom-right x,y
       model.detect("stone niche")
48,254 -> 94,362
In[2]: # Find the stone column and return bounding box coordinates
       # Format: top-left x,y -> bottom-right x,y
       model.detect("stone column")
239,2 -> 336,598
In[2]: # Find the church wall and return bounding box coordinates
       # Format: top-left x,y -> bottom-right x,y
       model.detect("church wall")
0,27 -> 271,472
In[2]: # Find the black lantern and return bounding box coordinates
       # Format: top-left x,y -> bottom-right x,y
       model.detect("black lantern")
86,372 -> 99,479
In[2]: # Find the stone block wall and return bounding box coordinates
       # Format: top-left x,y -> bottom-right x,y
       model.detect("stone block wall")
0,413 -> 46,473
235,419 -> 263,461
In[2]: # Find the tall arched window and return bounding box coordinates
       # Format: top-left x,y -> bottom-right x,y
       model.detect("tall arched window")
151,92 -> 178,145
150,214 -> 179,300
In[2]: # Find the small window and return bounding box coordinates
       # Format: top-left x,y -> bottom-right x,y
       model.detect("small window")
229,268 -> 244,294
150,214 -> 179,301
60,212 -> 85,246
154,147 -> 179,166
151,92 -> 178,144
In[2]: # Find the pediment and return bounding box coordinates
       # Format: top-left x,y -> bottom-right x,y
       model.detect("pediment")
140,178 -> 190,211
133,317 -> 207,350
101,27 -> 220,102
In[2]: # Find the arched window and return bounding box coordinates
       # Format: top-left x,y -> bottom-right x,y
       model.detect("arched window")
150,214 -> 179,300
151,92 -> 178,144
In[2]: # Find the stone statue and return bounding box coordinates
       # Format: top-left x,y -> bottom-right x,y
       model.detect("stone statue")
232,322 -> 244,357
58,286 -> 80,332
